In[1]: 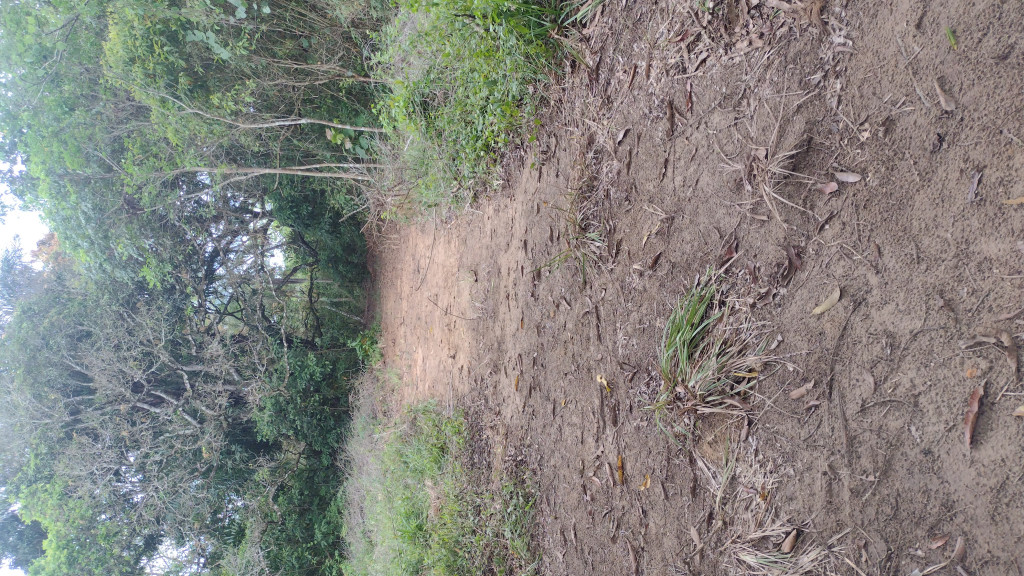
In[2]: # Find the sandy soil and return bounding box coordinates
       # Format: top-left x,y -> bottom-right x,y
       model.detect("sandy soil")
373,0 -> 1024,573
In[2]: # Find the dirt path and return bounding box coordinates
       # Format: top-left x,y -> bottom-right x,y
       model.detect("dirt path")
375,0 -> 1024,574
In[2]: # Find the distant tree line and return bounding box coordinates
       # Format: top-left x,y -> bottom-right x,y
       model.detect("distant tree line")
0,1 -> 388,574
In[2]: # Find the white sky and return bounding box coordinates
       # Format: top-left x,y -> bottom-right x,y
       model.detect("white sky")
0,203 -> 48,255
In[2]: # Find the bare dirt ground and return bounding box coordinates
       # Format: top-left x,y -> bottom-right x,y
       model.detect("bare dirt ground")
372,0 -> 1024,573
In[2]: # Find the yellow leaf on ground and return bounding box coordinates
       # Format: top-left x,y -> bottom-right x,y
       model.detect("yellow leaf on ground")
812,286 -> 841,315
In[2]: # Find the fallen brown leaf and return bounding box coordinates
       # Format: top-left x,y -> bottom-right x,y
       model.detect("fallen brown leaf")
1003,196 -> 1024,205
745,260 -> 758,284
929,535 -> 950,549
1013,405 -> 1024,417
786,245 -> 802,270
959,334 -> 1000,349
963,385 -> 984,450
834,171 -> 862,183
597,374 -> 611,392
780,529 -> 799,554
789,381 -> 814,400
649,251 -> 663,270
617,455 -> 624,486
934,79 -> 956,112
965,367 -> 979,379
816,181 -> 839,194
719,233 -> 739,268
616,127 -> 630,146
812,285 -> 842,315
638,474 -> 651,491
975,328 -> 1018,380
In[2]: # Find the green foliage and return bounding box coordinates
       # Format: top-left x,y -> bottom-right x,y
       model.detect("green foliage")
373,0 -> 565,207
255,348 -> 352,455
270,181 -> 369,287
256,462 -> 349,576
0,508 -> 47,572
342,404 -> 537,576
348,324 -> 383,367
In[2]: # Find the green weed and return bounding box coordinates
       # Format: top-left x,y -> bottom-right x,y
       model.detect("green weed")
342,401 -> 537,576
372,0 -> 597,212
945,26 -> 958,50
349,323 -> 384,367
650,270 -> 771,434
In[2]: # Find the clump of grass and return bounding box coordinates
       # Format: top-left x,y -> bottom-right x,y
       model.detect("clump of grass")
371,0 -> 604,214
651,270 -> 771,433
372,1 -> 557,212
536,186 -> 606,285
341,400 -> 537,576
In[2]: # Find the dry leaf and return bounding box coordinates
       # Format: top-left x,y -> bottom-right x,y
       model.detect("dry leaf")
805,399 -> 822,410
789,382 -> 814,399
617,455 -> 624,486
616,127 -> 631,146
816,182 -> 839,194
999,330 -> 1019,380
934,79 -> 956,112
950,536 -> 965,563
929,535 -> 950,549
965,367 -> 979,379
1013,405 -> 1024,417
638,474 -> 651,491
1003,196 -> 1024,205
719,233 -> 739,268
976,328 -> 1018,379
967,171 -> 982,202
786,245 -> 803,271
780,529 -> 799,554
959,334 -> 999,349
834,171 -> 862,183
812,286 -> 842,315
963,385 -> 984,449
649,251 -> 663,270
596,374 -> 611,392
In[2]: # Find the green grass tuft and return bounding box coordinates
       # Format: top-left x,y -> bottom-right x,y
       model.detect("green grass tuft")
372,0 -> 593,214
650,270 -> 771,436
342,401 -> 537,576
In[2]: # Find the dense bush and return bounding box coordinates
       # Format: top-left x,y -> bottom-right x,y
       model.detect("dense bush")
373,0 -> 566,207
255,348 -> 353,456
341,403 -> 537,576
